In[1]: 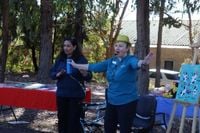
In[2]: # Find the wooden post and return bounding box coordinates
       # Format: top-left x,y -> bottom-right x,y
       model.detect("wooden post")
192,48 -> 198,64
192,106 -> 199,133
191,33 -> 200,133
179,105 -> 187,133
166,102 -> 177,133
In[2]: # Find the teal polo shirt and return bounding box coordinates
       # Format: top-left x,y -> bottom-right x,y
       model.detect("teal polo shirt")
88,55 -> 139,105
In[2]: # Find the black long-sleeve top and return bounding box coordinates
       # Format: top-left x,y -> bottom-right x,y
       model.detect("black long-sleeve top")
50,55 -> 92,98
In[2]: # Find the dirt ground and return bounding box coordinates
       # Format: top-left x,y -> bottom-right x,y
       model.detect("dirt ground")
0,73 -> 195,133
0,108 -> 57,133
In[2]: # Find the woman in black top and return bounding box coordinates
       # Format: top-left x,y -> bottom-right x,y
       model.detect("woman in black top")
50,37 -> 92,133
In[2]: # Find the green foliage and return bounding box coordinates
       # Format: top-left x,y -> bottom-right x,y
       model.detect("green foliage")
150,0 -> 183,29
84,33 -> 106,61
16,0 -> 40,48
46,0 -> 115,83
4,0 -> 41,73
86,0 -> 122,46
1,0 -> 120,82
149,0 -> 160,13
7,42 -> 35,73
83,33 -> 107,83
150,0 -> 176,13
182,0 -> 200,13
163,16 -> 182,28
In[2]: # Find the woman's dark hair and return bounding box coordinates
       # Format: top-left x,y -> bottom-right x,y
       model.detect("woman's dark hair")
57,37 -> 83,62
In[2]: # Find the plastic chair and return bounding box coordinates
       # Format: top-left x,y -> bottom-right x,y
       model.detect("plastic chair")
80,101 -> 106,133
132,95 -> 157,133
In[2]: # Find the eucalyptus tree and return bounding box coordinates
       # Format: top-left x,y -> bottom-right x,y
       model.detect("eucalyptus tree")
135,0 -> 179,94
51,0 -> 129,60
183,0 -> 200,64
74,0 -> 85,47
1,0 -> 41,73
52,0 -> 87,58
37,0 -> 53,83
144,0 -> 200,94
52,0 -> 69,60
179,0 -> 200,63
53,0 -> 86,47
150,0 -> 200,87
0,0 -> 9,82
155,0 -> 165,88
107,0 -> 129,57
181,0 -> 200,46
135,0 -> 150,95
14,0 -> 40,72
149,0 -> 182,88
86,0 -> 129,58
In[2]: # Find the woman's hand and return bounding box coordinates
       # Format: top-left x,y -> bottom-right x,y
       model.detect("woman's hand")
71,60 -> 77,68
143,52 -> 154,65
56,69 -> 66,77
70,60 -> 89,70
138,52 -> 154,67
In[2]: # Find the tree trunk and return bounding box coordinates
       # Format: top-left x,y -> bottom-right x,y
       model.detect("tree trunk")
24,29 -> 38,73
74,0 -> 85,48
0,0 -> 9,83
106,0 -> 129,58
155,0 -> 165,87
186,1 -> 195,60
37,0 -> 53,83
31,46 -> 38,72
135,0 -> 150,95
52,18 -> 57,63
186,1 -> 193,45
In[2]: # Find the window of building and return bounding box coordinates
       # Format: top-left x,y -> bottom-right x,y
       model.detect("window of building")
164,60 -> 173,70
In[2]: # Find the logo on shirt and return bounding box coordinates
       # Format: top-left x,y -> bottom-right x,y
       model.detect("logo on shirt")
112,61 -> 117,65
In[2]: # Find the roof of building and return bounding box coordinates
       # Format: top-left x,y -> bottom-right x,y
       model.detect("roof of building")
120,20 -> 200,46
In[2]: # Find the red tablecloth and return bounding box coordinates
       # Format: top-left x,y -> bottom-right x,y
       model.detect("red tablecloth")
0,83 -> 91,111
0,86 -> 57,111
